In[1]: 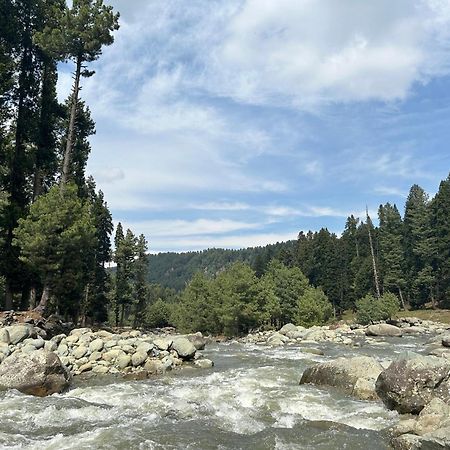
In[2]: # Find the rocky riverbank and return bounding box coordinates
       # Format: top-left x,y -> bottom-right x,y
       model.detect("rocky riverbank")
0,321 -> 213,396
251,319 -> 450,449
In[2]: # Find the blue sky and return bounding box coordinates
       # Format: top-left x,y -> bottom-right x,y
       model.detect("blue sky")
58,0 -> 450,252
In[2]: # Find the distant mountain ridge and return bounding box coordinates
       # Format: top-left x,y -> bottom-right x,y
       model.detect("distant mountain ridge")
148,241 -> 296,291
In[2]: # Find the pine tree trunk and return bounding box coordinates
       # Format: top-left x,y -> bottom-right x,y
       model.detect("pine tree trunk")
4,282 -> 13,311
367,209 -> 381,299
398,287 -> 408,311
60,55 -> 82,188
34,283 -> 50,314
29,287 -> 37,310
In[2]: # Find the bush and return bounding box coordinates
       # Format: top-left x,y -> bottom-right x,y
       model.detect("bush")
356,292 -> 400,325
296,287 -> 333,327
145,299 -> 171,328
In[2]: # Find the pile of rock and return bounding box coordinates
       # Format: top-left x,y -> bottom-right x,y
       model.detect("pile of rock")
375,354 -> 450,449
242,318 -> 450,349
0,324 -> 214,396
299,352 -> 450,448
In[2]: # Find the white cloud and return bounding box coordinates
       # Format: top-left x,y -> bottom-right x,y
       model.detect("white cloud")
151,231 -> 300,252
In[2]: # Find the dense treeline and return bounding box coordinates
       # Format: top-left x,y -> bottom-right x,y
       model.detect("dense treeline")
0,0 -> 119,322
288,180 -> 450,312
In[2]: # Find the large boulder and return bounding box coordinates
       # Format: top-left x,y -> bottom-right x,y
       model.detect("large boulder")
366,324 -> 403,337
171,337 -> 196,360
279,323 -> 298,335
5,325 -> 33,344
0,350 -> 71,396
300,356 -> 383,400
376,354 -> 450,414
187,333 -> 207,350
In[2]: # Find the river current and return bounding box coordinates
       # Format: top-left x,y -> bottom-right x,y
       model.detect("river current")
0,335 -> 428,449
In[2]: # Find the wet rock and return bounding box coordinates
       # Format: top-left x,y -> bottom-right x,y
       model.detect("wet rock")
366,324 -> 403,337
0,350 -> 71,396
171,337 -> 196,360
441,335 -> 450,348
123,370 -> 147,381
300,356 -> 383,400
187,333 -> 207,350
194,359 -> 214,369
300,347 -> 324,356
376,354 -> 450,414
144,359 -> 164,374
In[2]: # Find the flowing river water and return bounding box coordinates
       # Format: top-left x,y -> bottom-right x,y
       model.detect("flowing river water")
0,335 -> 429,449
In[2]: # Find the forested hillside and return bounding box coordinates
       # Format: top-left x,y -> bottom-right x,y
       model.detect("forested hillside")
148,241 -> 296,291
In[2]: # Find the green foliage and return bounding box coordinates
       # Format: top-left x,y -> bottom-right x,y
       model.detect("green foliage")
355,293 -> 400,325
263,260 -> 309,326
14,183 -> 96,317
146,299 -> 171,329
296,287 -> 333,327
173,272 -> 217,334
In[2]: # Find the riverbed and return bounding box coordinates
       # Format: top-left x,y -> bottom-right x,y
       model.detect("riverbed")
0,335 -> 429,449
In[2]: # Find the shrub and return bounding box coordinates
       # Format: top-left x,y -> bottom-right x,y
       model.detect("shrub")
356,292 -> 400,325
145,299 -> 171,328
296,287 -> 333,327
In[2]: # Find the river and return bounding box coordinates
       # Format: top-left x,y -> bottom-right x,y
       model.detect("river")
0,335 -> 428,449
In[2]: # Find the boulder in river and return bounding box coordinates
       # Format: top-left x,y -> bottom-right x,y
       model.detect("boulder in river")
171,337 -> 196,360
187,333 -> 207,350
376,354 -> 450,414
0,350 -> 71,396
366,324 -> 403,337
300,356 -> 383,400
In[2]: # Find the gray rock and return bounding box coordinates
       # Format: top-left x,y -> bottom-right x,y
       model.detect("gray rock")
89,351 -> 102,362
116,354 -> 131,369
300,347 -> 324,356
366,324 -> 403,337
300,356 -> 383,400
5,325 -> 32,345
194,359 -> 214,369
73,346 -> 88,360
0,351 -> 71,396
92,365 -> 109,374
153,338 -> 172,351
279,323 -> 298,335
376,354 -> 450,414
131,352 -> 147,367
187,333 -> 207,350
89,338 -> 104,353
57,343 -> 69,357
0,328 -> 10,344
79,362 -> 93,373
144,359 -> 164,374
136,342 -> 153,355
441,335 -> 450,348
171,337 -> 196,360
414,398 -> 450,436
44,341 -> 58,352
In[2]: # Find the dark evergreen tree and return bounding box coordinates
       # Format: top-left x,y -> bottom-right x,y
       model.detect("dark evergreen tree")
431,174 -> 450,306
404,185 -> 436,307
